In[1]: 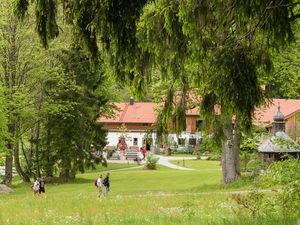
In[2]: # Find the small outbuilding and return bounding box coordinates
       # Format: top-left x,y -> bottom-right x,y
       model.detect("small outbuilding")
258,105 -> 300,163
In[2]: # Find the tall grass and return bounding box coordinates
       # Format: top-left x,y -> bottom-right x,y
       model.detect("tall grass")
0,161 -> 297,225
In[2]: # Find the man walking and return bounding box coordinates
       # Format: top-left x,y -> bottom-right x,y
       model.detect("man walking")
103,172 -> 110,197
39,177 -> 46,197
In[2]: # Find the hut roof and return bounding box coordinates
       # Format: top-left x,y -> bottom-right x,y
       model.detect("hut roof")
258,131 -> 300,153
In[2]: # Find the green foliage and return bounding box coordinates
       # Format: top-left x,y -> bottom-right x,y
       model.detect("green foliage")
41,43 -> 109,179
13,0 -> 300,136
244,155 -> 264,176
196,134 -> 219,155
264,21 -> 300,99
240,134 -> 260,173
145,152 -> 159,170
231,159 -> 300,219
262,158 -> 300,187
241,135 -> 259,154
231,191 -> 265,217
262,159 -> 300,217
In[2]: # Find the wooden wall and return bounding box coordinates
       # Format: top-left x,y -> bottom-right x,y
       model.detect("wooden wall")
285,115 -> 300,140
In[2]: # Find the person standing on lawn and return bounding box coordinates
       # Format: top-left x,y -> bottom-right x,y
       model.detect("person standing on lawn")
96,174 -> 103,198
39,177 -> 46,197
103,172 -> 110,197
32,177 -> 40,195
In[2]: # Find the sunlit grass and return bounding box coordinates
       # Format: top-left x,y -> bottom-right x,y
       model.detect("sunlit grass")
0,161 -> 297,225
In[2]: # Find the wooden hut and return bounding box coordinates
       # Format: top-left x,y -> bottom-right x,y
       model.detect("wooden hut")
258,105 -> 300,163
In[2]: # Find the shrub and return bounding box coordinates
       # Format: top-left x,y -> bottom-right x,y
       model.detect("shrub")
230,158 -> 300,219
261,158 -> 300,218
144,153 -> 159,170
207,154 -> 221,161
230,191 -> 265,217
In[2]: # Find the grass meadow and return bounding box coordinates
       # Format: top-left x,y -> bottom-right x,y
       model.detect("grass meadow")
0,160 -> 298,225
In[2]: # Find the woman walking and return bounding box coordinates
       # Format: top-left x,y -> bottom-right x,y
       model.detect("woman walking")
96,174 -> 103,198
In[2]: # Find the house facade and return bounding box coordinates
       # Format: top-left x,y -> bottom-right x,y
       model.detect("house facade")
98,98 -> 300,152
97,98 -> 201,151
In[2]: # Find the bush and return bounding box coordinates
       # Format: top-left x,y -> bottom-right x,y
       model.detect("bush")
144,153 -> 159,170
230,158 -> 300,219
261,158 -> 300,218
206,154 -> 221,161
245,154 -> 265,176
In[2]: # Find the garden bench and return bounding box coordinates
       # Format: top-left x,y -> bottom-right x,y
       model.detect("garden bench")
125,151 -> 139,160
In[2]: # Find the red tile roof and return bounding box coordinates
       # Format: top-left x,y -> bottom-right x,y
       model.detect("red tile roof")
98,99 -> 300,126
254,99 -> 300,126
98,102 -> 200,124
97,103 -> 158,124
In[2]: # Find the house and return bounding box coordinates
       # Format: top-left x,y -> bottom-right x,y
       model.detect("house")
97,97 -> 201,151
98,98 -> 300,152
97,98 -> 157,151
254,99 -> 300,140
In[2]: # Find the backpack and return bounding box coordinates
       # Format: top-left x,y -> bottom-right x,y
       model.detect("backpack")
94,179 -> 98,187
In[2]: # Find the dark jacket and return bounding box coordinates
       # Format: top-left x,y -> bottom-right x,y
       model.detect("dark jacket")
103,176 -> 110,187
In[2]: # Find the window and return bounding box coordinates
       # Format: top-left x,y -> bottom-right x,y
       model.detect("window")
196,119 -> 202,130
133,138 -> 138,146
178,138 -> 186,146
189,138 -> 196,146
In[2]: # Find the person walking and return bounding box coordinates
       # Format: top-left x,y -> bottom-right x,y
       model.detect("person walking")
96,174 -> 103,198
32,178 -> 40,195
39,177 -> 46,197
103,172 -> 110,197
141,146 -> 147,160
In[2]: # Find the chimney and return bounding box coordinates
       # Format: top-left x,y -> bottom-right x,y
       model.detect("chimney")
129,97 -> 134,105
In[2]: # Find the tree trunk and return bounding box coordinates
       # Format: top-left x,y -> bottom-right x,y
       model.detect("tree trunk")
44,124 -> 54,176
20,138 -> 33,177
233,123 -> 241,177
34,119 -> 41,178
14,142 -> 31,183
2,124 -> 15,186
59,168 -> 75,181
221,117 -> 237,184
2,153 -> 13,186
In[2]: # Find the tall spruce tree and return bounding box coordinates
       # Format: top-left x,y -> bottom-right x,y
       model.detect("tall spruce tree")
42,43 -> 108,180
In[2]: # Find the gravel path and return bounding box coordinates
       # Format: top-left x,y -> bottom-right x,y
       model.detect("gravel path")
157,155 -> 196,170
107,155 -> 197,171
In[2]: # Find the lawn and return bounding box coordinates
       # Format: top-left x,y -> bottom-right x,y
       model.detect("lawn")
0,161 -> 297,225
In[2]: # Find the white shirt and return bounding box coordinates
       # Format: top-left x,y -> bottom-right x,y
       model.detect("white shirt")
97,178 -> 102,187
33,180 -> 40,191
